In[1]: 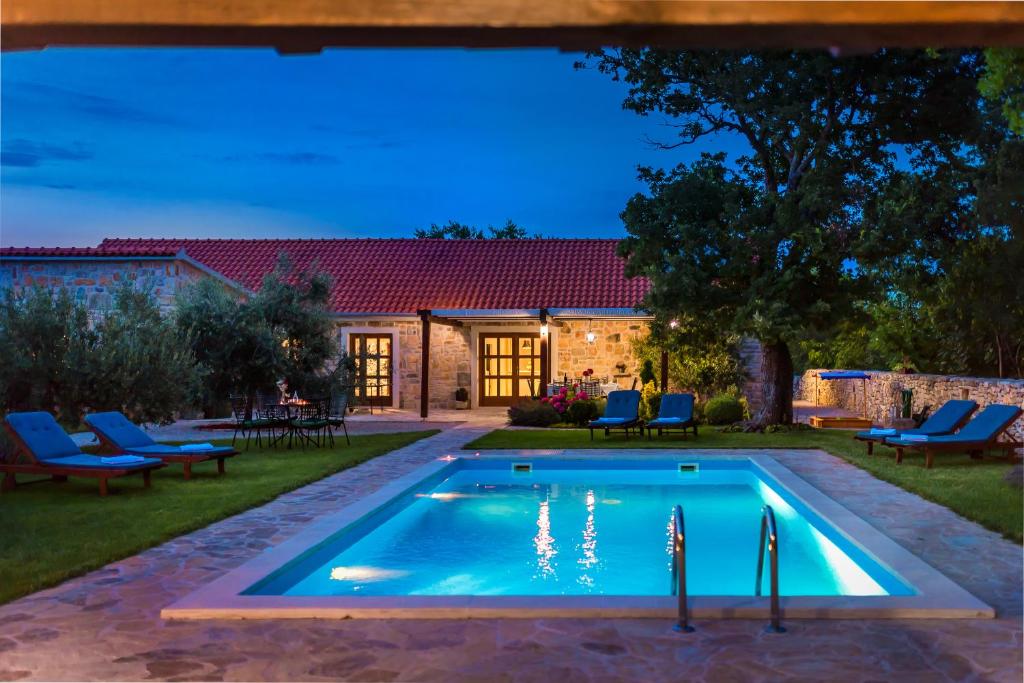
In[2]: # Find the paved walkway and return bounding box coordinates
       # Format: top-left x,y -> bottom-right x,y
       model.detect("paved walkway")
3,419 -> 1021,682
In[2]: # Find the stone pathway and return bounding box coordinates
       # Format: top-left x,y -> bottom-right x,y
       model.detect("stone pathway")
2,421 -> 1021,682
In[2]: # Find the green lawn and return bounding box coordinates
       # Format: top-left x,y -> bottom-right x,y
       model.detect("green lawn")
465,427 -> 1023,543
0,430 -> 437,604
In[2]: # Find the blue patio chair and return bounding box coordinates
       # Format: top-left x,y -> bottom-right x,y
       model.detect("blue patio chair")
884,403 -> 1023,468
646,393 -> 698,440
853,399 -> 977,456
588,390 -> 642,440
84,411 -> 238,480
2,411 -> 164,496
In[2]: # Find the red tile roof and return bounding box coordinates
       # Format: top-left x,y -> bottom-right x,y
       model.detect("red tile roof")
0,246 -> 180,258
82,238 -> 649,314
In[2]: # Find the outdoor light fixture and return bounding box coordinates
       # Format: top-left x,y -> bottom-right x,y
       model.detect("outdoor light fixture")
669,319 -> 680,329
540,323 -> 549,336
586,319 -> 596,343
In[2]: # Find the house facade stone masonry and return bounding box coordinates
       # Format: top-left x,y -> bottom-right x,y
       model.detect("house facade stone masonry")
2,239 -> 765,414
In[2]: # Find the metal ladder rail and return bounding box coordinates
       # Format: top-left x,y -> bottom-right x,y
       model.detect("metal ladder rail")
670,504 -> 695,632
755,505 -> 786,633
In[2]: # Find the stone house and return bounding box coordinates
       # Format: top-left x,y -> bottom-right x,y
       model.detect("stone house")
1,238 -> 688,416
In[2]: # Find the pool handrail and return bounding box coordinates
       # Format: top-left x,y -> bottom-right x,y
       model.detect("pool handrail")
670,504 -> 694,632
755,504 -> 786,633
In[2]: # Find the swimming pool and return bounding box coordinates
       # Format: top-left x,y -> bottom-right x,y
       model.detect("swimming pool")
163,451 -> 993,620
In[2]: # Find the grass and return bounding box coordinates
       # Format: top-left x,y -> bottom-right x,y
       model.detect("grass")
0,430 -> 437,604
465,427 -> 1023,543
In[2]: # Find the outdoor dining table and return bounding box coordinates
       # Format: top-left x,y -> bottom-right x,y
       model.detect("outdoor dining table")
261,401 -> 309,448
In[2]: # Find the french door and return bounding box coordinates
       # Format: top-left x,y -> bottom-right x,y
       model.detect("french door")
349,333 -> 393,406
478,333 -> 543,406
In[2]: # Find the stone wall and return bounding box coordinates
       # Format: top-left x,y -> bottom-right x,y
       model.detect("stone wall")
555,319 -> 649,389
335,319 -> 471,411
797,368 -> 1024,441
0,258 -> 207,319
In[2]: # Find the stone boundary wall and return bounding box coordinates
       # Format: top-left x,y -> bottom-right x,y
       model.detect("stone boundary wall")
0,258 -> 207,319
797,368 -> 1024,441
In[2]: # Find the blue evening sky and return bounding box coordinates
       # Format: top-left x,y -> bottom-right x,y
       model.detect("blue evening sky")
1,48 -> 742,247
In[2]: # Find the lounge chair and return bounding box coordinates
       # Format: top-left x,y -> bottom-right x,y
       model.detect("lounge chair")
646,393 -> 698,440
2,411 -> 164,496
84,411 -> 238,480
884,403 -> 1023,468
853,399 -> 977,455
588,390 -> 642,440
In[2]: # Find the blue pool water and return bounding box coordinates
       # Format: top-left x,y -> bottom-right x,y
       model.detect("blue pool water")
247,459 -> 912,597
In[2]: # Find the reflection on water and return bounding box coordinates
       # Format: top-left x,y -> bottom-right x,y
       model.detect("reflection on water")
577,489 -> 598,587
534,499 -> 557,577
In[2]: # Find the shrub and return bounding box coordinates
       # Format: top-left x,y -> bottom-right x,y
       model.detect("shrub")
86,284 -> 202,424
639,359 -> 657,386
703,393 -> 745,425
639,380 -> 662,421
565,398 -> 600,426
508,399 -> 560,426
0,284 -> 201,426
0,286 -> 93,424
176,254 -> 340,411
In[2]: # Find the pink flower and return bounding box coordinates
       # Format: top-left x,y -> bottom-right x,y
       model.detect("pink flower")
577,391 -> 588,400
559,387 -> 568,396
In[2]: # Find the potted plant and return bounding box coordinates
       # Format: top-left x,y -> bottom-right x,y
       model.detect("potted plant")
454,387 -> 470,409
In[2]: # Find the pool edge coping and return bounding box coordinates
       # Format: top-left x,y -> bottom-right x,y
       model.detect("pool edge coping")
161,448 -> 995,620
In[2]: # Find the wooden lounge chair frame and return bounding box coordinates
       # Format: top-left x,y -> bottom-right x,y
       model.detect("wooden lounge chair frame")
891,406 -> 1023,468
894,436 -> 1023,468
1,423 -> 164,496
854,400 -> 978,455
87,426 -> 237,480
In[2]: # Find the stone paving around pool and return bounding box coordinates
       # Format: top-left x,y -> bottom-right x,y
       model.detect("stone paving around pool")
1,418 -> 1021,682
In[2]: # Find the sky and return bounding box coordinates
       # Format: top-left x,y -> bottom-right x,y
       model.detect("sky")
1,48 -> 742,247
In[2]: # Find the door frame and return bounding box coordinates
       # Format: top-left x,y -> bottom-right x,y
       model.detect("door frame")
469,324 -> 559,409
338,326 -> 400,408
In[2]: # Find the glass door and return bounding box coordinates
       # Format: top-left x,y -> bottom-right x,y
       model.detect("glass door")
349,333 -> 393,406
479,333 -> 542,406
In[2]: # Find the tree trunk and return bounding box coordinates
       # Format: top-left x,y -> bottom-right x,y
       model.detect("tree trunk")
752,340 -> 794,426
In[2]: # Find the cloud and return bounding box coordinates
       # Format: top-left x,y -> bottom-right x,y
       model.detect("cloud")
1,139 -> 93,167
7,81 -> 183,127
203,151 -> 342,166
254,151 -> 341,165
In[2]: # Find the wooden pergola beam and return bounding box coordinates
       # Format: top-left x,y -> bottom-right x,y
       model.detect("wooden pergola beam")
4,1 -> 1022,52
539,309 -> 564,329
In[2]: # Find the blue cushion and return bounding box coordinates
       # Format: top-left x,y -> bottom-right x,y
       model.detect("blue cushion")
84,412 -> 156,449
44,454 -> 162,470
125,444 -> 235,456
4,412 -> 81,461
649,417 -> 688,425
592,417 -> 628,424
655,393 -> 695,422
916,400 -> 978,435
953,404 -> 1021,441
602,390 -> 641,421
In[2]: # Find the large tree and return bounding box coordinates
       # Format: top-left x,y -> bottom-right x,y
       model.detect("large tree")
588,49 -> 984,425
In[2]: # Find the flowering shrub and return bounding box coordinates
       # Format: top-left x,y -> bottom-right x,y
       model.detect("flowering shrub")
539,384 -> 590,415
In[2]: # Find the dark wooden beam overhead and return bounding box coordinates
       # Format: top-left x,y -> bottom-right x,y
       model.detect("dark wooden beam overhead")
3,1 -> 1022,52
420,313 -> 464,329
539,309 -> 565,329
